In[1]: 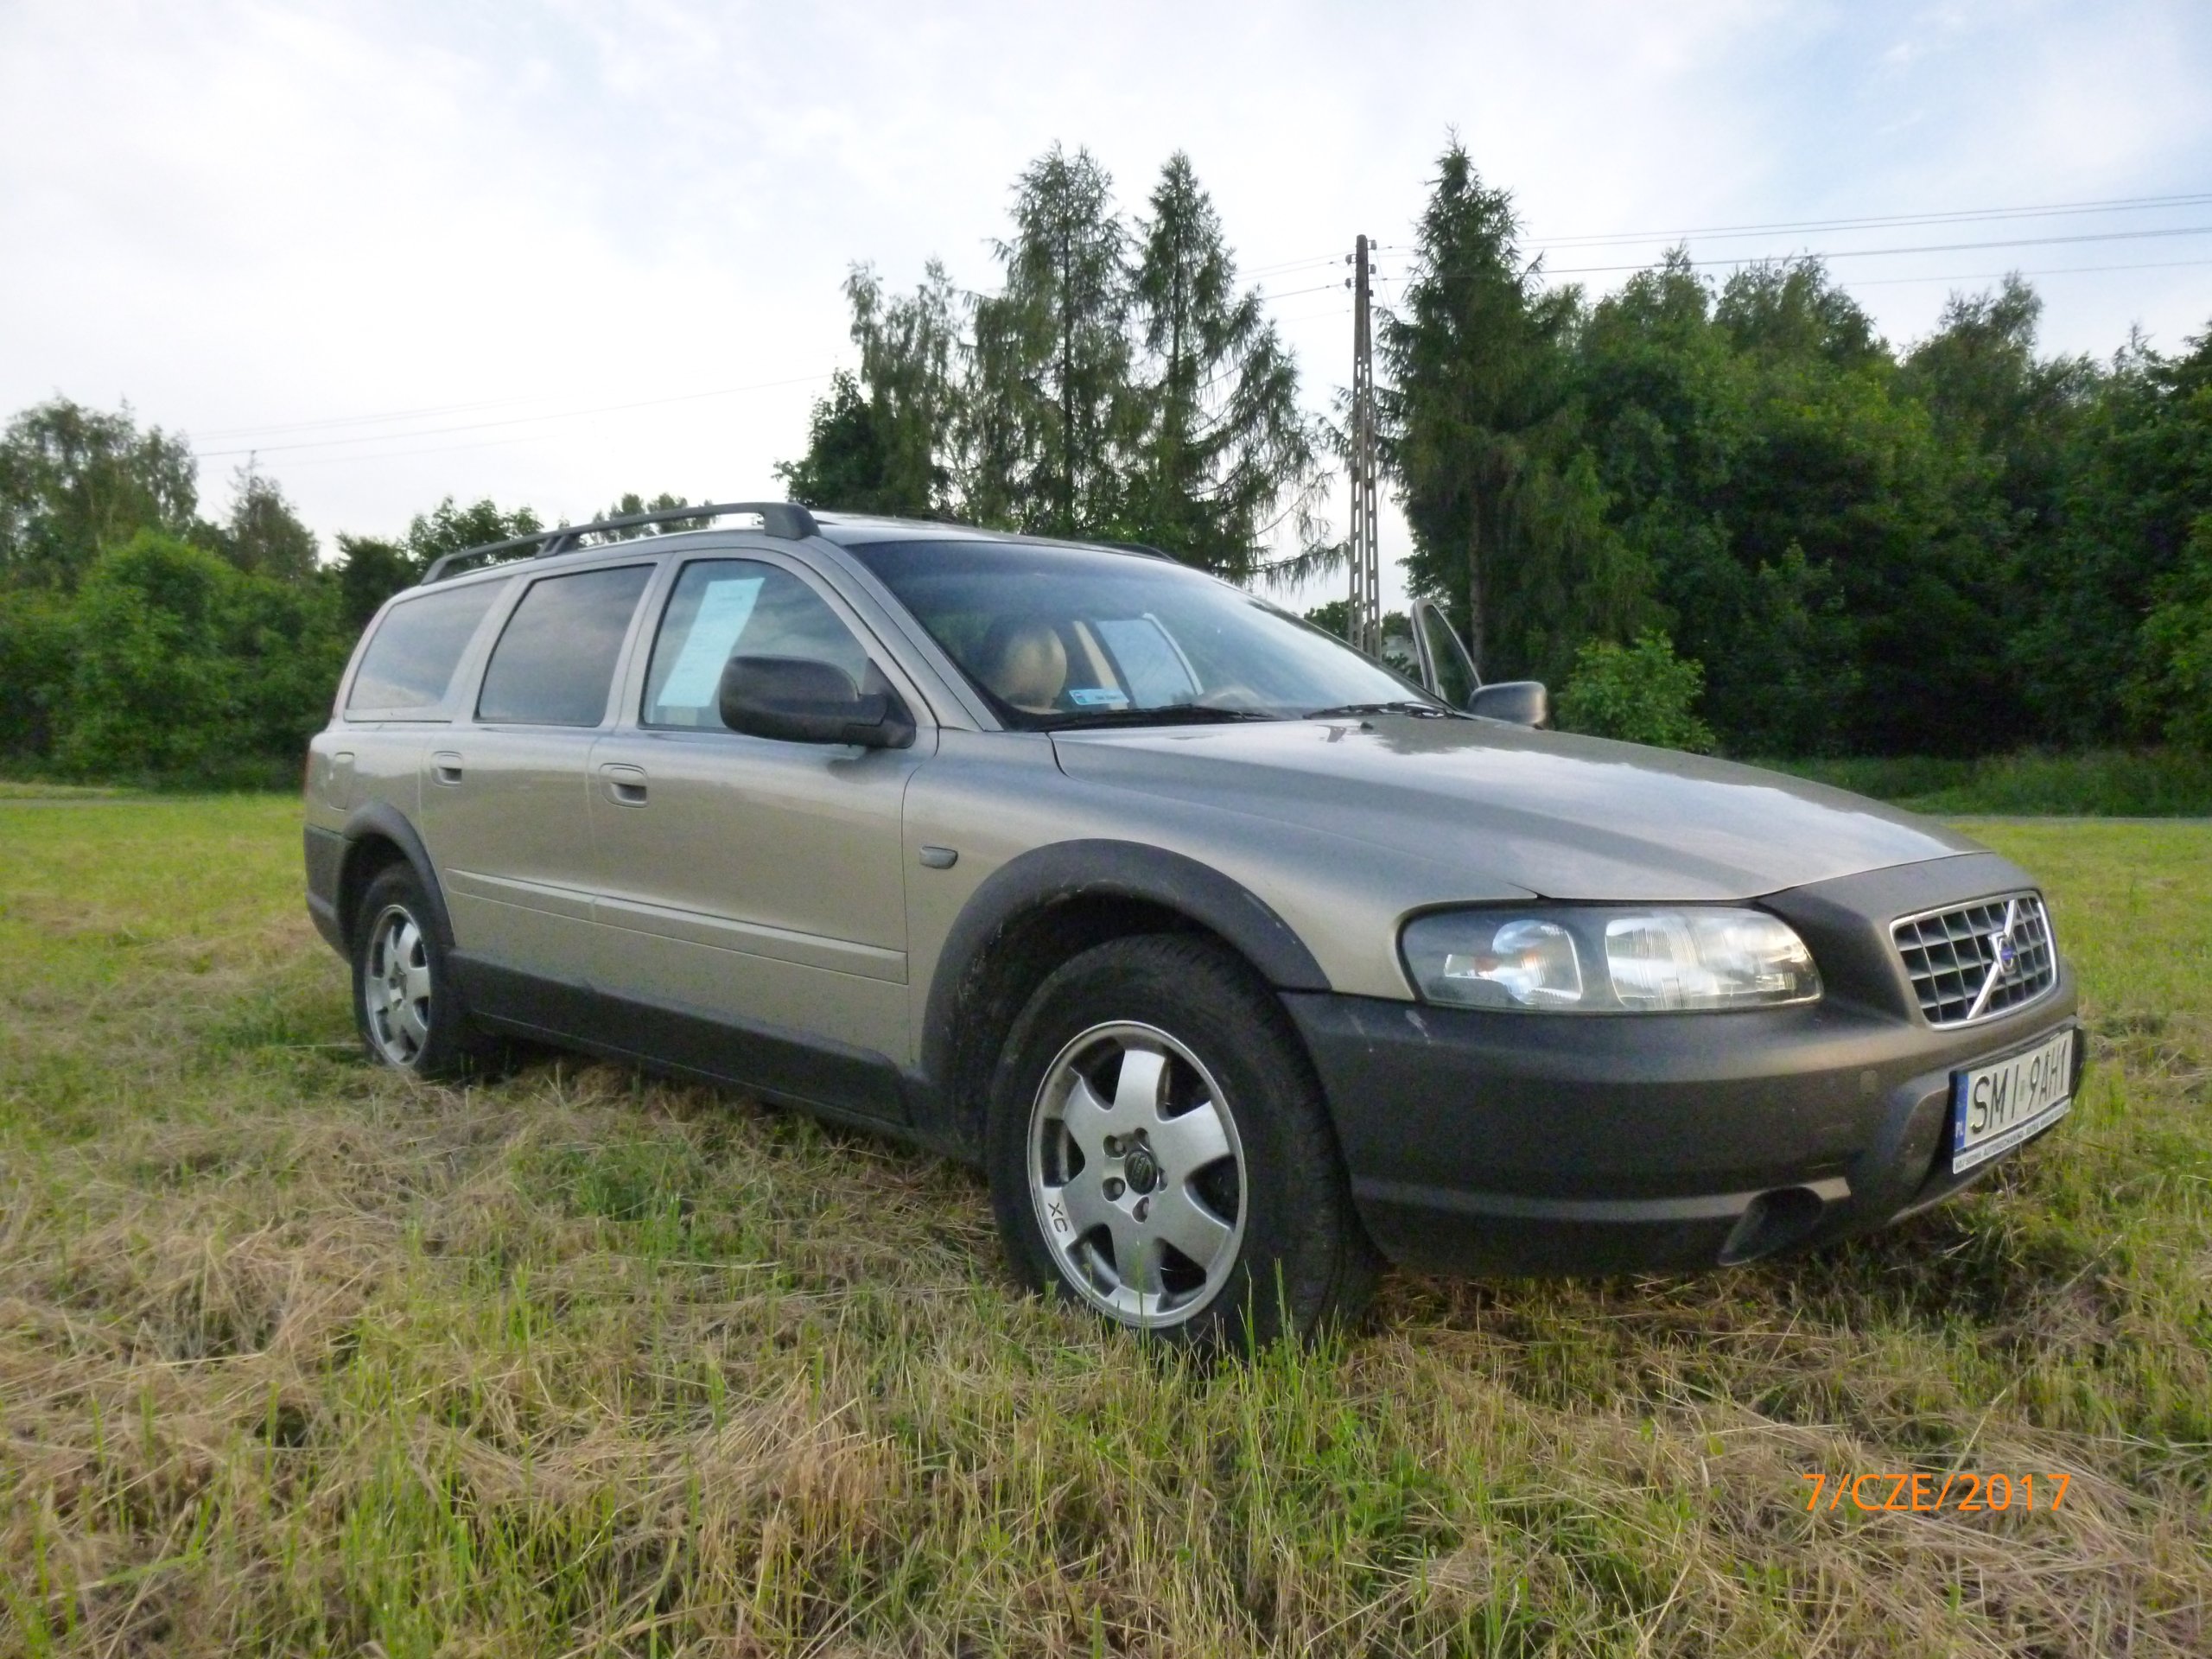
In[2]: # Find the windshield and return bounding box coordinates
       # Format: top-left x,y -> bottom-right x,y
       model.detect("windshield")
846,538 -> 1433,728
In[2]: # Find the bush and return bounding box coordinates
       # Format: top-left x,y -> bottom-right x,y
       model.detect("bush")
54,533 -> 239,777
50,531 -> 347,782
2128,513 -> 2212,753
0,586 -> 72,760
223,565 -> 353,763
1554,629 -> 1717,752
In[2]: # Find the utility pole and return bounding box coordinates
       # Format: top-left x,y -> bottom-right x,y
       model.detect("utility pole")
1347,234 -> 1382,656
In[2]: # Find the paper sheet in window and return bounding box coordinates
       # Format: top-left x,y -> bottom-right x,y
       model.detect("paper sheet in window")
658,577 -> 764,710
1095,615 -> 1198,705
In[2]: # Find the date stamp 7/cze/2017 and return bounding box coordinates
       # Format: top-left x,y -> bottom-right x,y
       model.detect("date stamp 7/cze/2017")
1803,1472 -> 2069,1513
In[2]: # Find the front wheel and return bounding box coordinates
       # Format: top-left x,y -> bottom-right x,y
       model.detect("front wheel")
985,935 -> 1376,1346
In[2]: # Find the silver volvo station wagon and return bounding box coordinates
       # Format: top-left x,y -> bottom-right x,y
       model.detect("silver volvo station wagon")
303,501 -> 2083,1344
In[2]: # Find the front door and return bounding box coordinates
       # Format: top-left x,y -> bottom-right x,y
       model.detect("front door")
586,554 -> 927,1091
1412,598 -> 1482,709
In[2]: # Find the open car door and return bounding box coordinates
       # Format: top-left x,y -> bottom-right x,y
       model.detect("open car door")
1407,599 -> 1551,728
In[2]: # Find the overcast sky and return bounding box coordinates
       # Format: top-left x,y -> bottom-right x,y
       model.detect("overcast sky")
4,0 -> 2209,612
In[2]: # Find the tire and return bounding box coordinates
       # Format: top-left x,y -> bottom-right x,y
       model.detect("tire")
350,864 -> 493,1080
985,934 -> 1378,1346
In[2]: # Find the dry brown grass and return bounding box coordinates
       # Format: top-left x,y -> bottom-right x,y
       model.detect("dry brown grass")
3,798 -> 2208,1656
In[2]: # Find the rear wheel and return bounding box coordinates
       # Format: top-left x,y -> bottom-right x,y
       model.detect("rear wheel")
986,935 -> 1376,1346
351,864 -> 490,1079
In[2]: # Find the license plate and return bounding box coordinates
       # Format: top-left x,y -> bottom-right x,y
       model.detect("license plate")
1952,1029 -> 2075,1173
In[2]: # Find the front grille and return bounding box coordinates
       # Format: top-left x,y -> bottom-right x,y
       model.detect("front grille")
1891,892 -> 2056,1027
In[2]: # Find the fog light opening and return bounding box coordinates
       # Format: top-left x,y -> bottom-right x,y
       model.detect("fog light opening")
1719,1185 -> 1829,1265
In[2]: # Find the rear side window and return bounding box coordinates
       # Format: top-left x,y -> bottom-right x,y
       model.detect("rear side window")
476,565 -> 652,727
346,582 -> 502,713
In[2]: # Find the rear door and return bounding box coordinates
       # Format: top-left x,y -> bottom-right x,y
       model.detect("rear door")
417,561 -> 655,985
585,552 -> 929,1090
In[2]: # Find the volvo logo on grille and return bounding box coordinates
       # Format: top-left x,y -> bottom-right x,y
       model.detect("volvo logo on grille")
1990,929 -> 2019,977
1966,897 -> 2030,1020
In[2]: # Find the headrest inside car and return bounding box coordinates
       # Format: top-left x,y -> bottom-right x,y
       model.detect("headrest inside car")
977,618 -> 1068,712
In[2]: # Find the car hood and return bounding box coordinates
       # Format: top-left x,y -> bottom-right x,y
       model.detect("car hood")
1050,716 -> 1981,901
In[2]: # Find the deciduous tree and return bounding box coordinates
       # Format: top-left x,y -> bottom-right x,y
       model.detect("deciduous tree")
219,462 -> 320,582
0,399 -> 198,589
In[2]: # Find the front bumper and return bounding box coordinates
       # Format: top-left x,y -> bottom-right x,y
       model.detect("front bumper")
1285,854 -> 2084,1276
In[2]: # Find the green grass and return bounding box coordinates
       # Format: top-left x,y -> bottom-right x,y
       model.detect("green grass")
0,779 -> 129,800
1759,747 -> 2212,817
0,754 -> 302,793
3,797 -> 2209,1656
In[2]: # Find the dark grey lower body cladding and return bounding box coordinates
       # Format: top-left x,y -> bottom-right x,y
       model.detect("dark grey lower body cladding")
454,955 -> 912,1130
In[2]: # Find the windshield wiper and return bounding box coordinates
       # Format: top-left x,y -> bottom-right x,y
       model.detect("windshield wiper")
1300,699 -> 1458,721
1041,703 -> 1281,731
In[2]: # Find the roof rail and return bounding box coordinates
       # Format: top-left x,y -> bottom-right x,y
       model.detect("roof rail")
417,500 -> 820,586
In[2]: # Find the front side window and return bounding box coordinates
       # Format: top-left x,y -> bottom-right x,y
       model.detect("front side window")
846,538 -> 1429,728
476,565 -> 652,726
643,559 -> 871,728
347,581 -> 503,713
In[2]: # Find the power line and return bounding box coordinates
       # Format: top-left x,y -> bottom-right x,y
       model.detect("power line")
204,267 -> 1370,447
1245,245 -> 1400,279
1257,279 -> 1359,302
192,370 -> 835,461
1249,191 -> 2212,295
197,386 -> 614,442
181,205 -> 2207,473
255,429 -> 564,471
1541,222 -> 2212,276
1530,188 -> 2212,250
1266,254 -> 2211,321
1840,256 -> 2212,288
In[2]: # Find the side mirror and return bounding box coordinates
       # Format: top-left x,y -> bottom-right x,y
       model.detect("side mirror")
1466,679 -> 1548,727
718,656 -> 915,748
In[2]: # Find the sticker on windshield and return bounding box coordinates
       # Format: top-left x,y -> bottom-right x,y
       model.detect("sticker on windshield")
1067,687 -> 1131,707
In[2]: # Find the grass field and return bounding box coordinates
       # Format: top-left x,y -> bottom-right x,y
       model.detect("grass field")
2,796 -> 2208,1656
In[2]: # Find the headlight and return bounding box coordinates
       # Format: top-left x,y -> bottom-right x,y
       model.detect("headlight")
1401,906 -> 1821,1012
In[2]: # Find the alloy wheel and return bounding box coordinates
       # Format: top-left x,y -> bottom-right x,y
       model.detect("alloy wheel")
363,904 -> 433,1066
1027,1020 -> 1247,1326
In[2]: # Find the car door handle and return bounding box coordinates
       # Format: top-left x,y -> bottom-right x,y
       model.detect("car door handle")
430,751 -> 463,786
600,763 -> 648,806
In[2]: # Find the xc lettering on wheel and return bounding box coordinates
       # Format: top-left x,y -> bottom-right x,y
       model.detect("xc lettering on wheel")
1027,1020 -> 1247,1327
362,904 -> 433,1066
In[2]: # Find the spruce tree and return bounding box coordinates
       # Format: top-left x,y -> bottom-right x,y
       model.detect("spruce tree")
968,144 -> 1133,537
1378,141 -> 1640,679
1128,153 -> 1324,579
